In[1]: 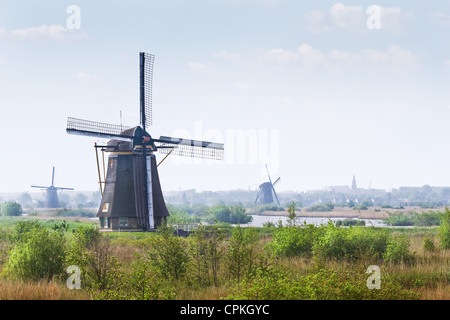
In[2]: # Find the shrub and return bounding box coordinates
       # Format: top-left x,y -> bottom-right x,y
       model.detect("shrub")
353,205 -> 368,211
147,226 -> 189,281
268,222 -> 390,261
226,226 -> 260,282
65,225 -> 119,290
423,237 -> 436,252
268,223 -> 322,257
13,220 -> 42,243
224,265 -> 419,300
383,234 -> 413,263
384,212 -> 414,226
1,202 -> 22,216
336,219 -> 366,227
312,222 -> 355,259
438,207 -> 450,249
3,227 -> 66,281
55,208 -> 96,217
413,211 -> 441,227
306,202 -> 334,212
188,224 -> 224,287
206,204 -> 252,224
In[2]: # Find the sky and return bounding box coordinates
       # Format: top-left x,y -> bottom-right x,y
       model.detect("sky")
1,0 -> 450,194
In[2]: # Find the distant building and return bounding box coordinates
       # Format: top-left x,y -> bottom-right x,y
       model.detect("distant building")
352,175 -> 357,190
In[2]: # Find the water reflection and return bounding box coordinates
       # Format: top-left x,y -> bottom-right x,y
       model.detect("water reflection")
244,215 -> 388,228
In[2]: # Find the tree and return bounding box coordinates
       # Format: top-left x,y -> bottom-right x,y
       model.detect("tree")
1,201 -> 22,216
147,226 -> 189,280
18,193 -> 33,208
438,207 -> 450,249
4,226 -> 66,281
226,226 -> 260,283
287,201 -> 297,227
188,223 -> 224,286
66,225 -> 121,290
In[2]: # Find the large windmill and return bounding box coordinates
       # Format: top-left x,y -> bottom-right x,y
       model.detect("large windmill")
31,167 -> 74,208
255,164 -> 281,206
66,52 -> 224,231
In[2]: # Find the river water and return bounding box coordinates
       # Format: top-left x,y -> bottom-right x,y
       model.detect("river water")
244,215 -> 388,228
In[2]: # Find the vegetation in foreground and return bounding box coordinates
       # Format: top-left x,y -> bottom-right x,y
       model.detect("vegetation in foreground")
0,206 -> 450,300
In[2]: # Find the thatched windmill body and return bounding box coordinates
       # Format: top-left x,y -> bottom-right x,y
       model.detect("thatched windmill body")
66,52 -> 224,231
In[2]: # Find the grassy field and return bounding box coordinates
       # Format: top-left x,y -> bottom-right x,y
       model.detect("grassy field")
0,213 -> 449,300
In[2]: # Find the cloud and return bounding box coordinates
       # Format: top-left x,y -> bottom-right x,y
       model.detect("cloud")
188,61 -> 220,74
213,50 -> 241,62
10,24 -> 87,40
261,43 -> 418,75
306,3 -> 413,33
329,3 -> 364,28
430,11 -> 450,27
236,82 -> 250,90
74,71 -> 99,81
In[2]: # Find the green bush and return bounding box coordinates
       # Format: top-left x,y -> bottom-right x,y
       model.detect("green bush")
423,237 -> 436,252
65,225 -> 122,291
384,211 -> 442,227
306,202 -> 334,212
438,207 -> 450,249
226,226 -> 261,282
55,208 -> 96,217
3,227 -> 66,281
147,226 -> 189,281
268,223 -> 322,257
268,222 -> 391,261
253,203 -> 285,214
1,201 -> 22,216
383,212 -> 414,226
336,219 -> 366,227
413,211 -> 442,227
206,204 -> 252,224
224,265 -> 419,300
383,234 -> 413,263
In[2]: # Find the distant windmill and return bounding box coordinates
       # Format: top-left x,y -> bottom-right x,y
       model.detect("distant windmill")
66,52 -> 224,231
255,164 -> 281,206
31,167 -> 74,208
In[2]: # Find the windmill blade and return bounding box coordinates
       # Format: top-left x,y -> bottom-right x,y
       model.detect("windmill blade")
31,185 -> 49,189
255,188 -> 263,204
272,186 -> 281,207
66,117 -> 133,141
51,167 -> 55,186
140,52 -> 155,130
55,187 -> 74,191
155,136 -> 224,160
272,177 -> 281,187
265,164 -> 272,184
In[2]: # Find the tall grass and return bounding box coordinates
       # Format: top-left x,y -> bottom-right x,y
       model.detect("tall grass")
1,218 -> 450,300
0,278 -> 90,300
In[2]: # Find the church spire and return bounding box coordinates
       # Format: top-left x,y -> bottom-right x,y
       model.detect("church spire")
352,174 -> 357,190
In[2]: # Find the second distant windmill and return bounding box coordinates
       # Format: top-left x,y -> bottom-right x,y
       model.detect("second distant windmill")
31,167 -> 74,208
255,164 -> 281,206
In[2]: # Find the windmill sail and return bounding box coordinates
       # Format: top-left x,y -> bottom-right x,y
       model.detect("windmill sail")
67,117 -> 133,141
155,136 -> 224,160
66,52 -> 222,231
140,52 -> 154,130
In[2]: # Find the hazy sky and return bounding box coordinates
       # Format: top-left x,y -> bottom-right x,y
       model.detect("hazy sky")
1,0 -> 450,194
